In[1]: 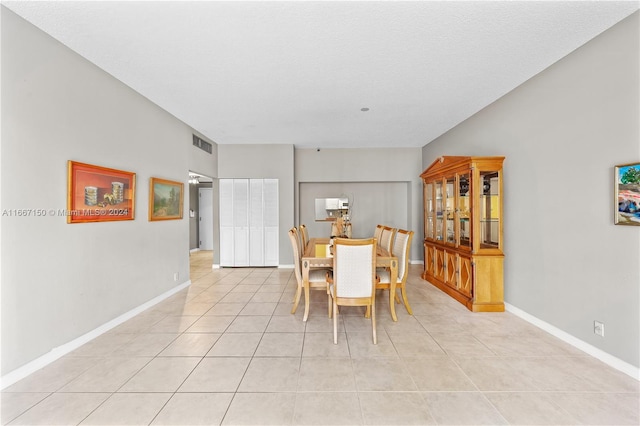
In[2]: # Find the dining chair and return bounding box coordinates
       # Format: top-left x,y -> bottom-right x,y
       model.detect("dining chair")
299,224 -> 310,250
327,237 -> 379,344
288,228 -> 331,316
374,224 -> 384,245
376,226 -> 397,278
291,226 -> 302,256
379,226 -> 396,253
376,229 -> 414,315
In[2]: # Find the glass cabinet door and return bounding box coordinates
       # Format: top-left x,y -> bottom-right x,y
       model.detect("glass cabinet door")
445,176 -> 455,244
425,182 -> 433,240
458,173 -> 471,249
435,179 -> 443,241
480,170 -> 500,249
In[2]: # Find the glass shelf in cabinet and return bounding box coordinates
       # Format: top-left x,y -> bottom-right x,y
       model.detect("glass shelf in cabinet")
480,242 -> 499,249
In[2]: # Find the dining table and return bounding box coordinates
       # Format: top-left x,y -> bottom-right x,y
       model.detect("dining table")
301,237 -> 399,322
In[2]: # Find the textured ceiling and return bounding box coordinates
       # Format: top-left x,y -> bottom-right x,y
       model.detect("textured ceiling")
3,1 -> 639,148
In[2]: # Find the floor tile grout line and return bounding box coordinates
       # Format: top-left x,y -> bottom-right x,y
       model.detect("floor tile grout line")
74,390 -> 116,426
1,391 -> 53,426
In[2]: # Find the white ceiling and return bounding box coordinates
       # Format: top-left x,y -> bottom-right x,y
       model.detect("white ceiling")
4,1 -> 639,148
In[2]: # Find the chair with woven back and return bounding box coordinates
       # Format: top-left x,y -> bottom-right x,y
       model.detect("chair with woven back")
376,229 -> 415,315
376,226 -> 397,279
327,237 -> 379,344
374,224 -> 384,245
379,226 -> 396,253
299,224 -> 310,251
288,228 -> 331,316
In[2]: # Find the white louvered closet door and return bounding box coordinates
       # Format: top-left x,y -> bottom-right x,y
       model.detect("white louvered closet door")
219,178 -> 278,267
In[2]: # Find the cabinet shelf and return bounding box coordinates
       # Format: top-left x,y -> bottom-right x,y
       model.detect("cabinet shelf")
480,242 -> 499,248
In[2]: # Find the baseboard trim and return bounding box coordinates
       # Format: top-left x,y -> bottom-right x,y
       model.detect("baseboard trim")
505,303 -> 639,381
409,260 -> 424,265
0,280 -> 192,390
279,264 -> 295,269
212,264 -> 220,269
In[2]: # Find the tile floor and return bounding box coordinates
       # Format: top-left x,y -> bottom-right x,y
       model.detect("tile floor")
2,250 -> 638,425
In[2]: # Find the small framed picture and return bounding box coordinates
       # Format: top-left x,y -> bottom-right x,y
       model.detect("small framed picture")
614,162 -> 640,226
67,161 -> 135,223
149,177 -> 184,221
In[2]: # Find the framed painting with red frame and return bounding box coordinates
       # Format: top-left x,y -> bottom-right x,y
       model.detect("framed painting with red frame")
67,161 -> 136,223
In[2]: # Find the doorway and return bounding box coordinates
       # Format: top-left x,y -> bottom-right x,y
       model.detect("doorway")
188,172 -> 214,252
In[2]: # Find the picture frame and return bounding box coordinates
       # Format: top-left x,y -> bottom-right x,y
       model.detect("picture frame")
614,162 -> 640,226
149,177 -> 184,221
67,161 -> 136,223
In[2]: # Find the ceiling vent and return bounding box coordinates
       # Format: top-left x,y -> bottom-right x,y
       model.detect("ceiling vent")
193,135 -> 212,154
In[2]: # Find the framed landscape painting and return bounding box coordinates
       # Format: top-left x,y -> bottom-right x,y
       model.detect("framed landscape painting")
67,161 -> 135,223
149,177 -> 184,221
615,162 -> 640,226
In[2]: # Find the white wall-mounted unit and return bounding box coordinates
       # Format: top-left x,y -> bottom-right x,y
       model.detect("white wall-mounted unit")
219,178 -> 279,267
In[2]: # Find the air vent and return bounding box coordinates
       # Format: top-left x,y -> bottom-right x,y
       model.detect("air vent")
192,135 -> 212,154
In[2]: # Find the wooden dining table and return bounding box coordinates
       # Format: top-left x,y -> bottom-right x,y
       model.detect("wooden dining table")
301,237 -> 399,322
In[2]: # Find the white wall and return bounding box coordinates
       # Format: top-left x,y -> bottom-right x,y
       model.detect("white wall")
0,8 -> 216,375
295,148 -> 423,262
189,135 -> 218,253
299,181 -> 409,240
217,146 -> 422,266
190,132 -> 218,179
422,12 -> 640,368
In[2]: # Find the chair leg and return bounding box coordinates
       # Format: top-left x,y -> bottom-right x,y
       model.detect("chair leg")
400,285 -> 413,315
371,302 -> 377,345
333,300 -> 338,344
291,285 -> 302,314
364,305 -> 371,318
327,293 -> 332,318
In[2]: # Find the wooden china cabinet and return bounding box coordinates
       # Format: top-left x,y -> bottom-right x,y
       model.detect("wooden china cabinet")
420,156 -> 505,312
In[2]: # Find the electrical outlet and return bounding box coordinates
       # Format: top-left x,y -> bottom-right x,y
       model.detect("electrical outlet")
174,272 -> 179,282
594,320 -> 605,337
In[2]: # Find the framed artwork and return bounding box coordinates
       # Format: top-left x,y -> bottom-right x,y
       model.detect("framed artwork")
614,162 -> 640,226
67,161 -> 135,223
149,177 -> 184,221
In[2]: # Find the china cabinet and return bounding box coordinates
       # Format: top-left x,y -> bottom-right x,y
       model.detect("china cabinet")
420,156 -> 504,312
